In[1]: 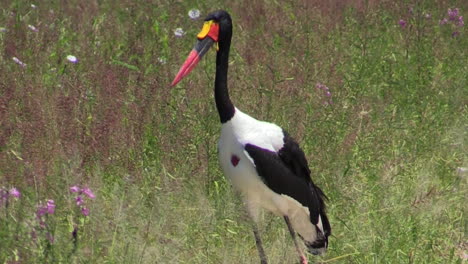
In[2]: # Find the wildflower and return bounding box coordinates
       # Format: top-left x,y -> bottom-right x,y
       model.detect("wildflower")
12,57 -> 27,68
188,9 -> 201,20
0,188 -> 7,205
9,187 -> 20,198
424,13 -> 431,19
408,7 -> 413,15
36,205 -> 48,218
157,57 -> 167,65
457,167 -> 468,174
0,27 -> 6,33
462,252 -> 468,260
452,31 -> 460,37
316,82 -> 329,91
439,18 -> 448,25
398,19 -> 407,28
31,4 -> 37,9
28,24 -> 38,32
70,185 -> 95,217
82,187 -> 95,199
448,8 -> 459,21
316,82 -> 333,105
70,185 -> 80,193
46,200 -> 55,214
81,207 -> 90,216
66,55 -> 78,63
457,16 -> 464,27
174,28 -> 185,37
75,195 -> 84,206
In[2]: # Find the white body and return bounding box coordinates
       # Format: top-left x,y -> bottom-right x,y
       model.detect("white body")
218,108 -> 321,245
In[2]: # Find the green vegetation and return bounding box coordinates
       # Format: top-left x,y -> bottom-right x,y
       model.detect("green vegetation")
0,0 -> 466,263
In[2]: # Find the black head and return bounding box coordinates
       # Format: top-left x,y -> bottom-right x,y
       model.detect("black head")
204,10 -> 232,45
204,10 -> 232,24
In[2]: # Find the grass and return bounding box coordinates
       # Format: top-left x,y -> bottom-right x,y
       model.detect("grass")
0,0 -> 467,263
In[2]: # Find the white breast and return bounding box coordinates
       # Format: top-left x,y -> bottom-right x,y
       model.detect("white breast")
217,108 -> 287,219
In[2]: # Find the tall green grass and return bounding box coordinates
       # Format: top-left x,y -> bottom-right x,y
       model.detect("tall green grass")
0,0 -> 466,263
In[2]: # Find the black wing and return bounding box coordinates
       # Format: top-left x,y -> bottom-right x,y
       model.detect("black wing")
277,131 -> 312,183
244,132 -> 330,235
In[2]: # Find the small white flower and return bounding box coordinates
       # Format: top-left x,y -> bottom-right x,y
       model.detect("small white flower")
28,24 -> 38,32
66,55 -> 78,63
31,4 -> 37,9
12,57 -> 27,68
174,28 -> 185,37
0,27 -> 6,33
457,167 -> 468,174
188,9 -> 201,20
157,57 -> 167,65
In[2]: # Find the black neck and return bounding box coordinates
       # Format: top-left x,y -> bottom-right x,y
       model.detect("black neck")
214,30 -> 235,123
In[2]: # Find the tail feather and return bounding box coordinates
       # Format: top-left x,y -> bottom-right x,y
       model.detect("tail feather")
304,217 -> 329,255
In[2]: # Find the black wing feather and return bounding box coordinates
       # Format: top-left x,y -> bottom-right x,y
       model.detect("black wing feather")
244,131 -> 331,236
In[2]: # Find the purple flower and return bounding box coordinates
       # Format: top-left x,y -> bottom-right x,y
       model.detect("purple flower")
448,8 -> 459,21
452,31 -> 460,37
46,200 -> 55,214
316,82 -> 333,105
457,16 -> 464,27
82,187 -> 95,199
36,205 -> 48,218
70,185 -> 80,193
439,18 -> 448,25
9,187 -> 20,198
75,195 -> 84,206
399,19 -> 407,28
316,82 -> 330,91
81,207 -> 90,216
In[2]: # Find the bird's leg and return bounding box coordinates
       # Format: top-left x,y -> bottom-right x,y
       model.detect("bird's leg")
284,216 -> 308,264
252,224 -> 268,264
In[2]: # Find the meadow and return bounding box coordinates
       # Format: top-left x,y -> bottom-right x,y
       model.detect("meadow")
0,0 -> 467,263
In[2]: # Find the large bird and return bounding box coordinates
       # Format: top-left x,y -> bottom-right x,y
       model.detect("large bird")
171,10 -> 331,264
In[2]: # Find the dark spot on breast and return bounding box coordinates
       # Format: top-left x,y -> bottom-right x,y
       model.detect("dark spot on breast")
231,155 -> 240,166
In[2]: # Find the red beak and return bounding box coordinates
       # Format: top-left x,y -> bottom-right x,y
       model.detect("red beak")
171,37 -> 215,86
171,50 -> 200,86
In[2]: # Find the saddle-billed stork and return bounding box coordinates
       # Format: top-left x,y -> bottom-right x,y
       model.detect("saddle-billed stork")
171,10 -> 331,264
